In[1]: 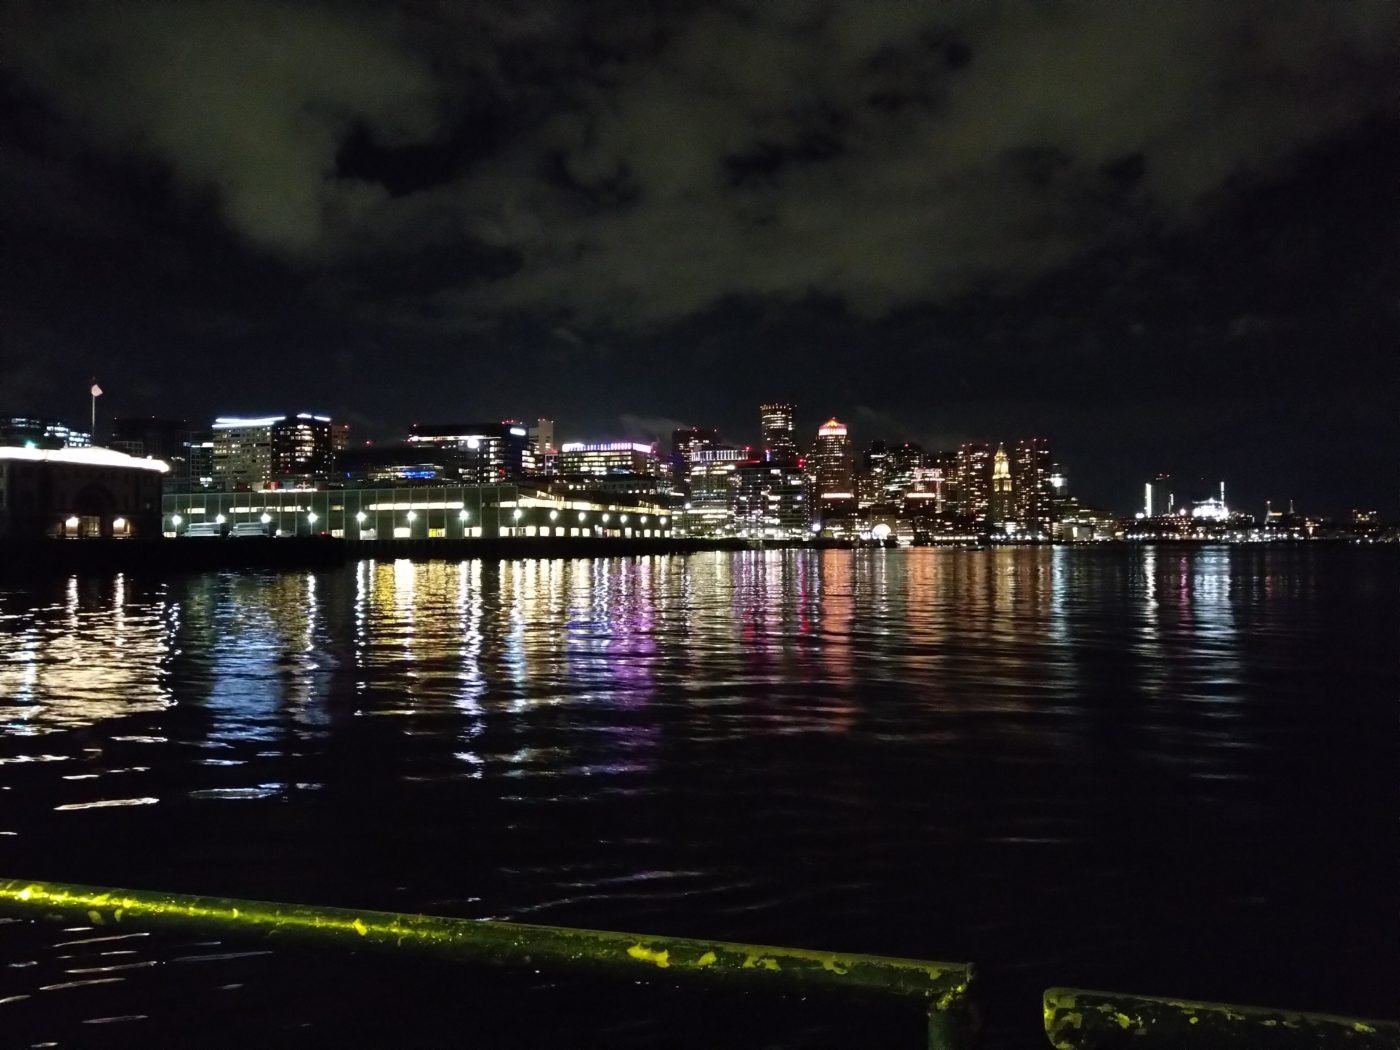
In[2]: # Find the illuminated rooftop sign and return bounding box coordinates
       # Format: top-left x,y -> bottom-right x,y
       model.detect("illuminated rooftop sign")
0,445 -> 170,473
559,442 -> 655,454
213,414 -> 331,429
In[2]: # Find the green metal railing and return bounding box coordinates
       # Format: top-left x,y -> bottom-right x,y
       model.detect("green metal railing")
1044,987 -> 1400,1049
3,879 -> 1398,1048
0,878 -> 973,1048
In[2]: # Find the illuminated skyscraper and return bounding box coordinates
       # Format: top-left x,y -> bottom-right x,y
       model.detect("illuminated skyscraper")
955,443 -> 992,521
760,402 -> 798,465
990,444 -> 1014,523
1012,437 -> 1054,529
811,418 -> 853,497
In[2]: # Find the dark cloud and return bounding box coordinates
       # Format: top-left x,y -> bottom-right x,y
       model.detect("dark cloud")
2,1 -> 1398,511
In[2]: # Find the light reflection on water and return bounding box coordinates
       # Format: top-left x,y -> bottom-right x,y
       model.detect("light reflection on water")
0,547 -> 1396,1046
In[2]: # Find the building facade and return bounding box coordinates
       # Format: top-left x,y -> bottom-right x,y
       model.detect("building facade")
0,445 -> 168,539
161,485 -> 672,542
212,414 -> 336,490
557,442 -> 659,477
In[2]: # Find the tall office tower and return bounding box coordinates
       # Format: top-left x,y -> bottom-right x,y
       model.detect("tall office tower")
759,402 -> 799,465
955,443 -> 992,521
990,445 -> 1014,523
212,413 -> 336,490
811,418 -> 854,497
1012,437 -> 1054,528
671,426 -> 721,497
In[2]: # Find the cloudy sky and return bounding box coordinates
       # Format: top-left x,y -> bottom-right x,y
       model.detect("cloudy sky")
4,1 -> 1397,512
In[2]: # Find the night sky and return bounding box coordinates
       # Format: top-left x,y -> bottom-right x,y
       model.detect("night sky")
4,2 -> 1397,514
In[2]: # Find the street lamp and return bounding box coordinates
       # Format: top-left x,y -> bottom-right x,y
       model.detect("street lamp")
307,512 -> 318,529
578,511 -> 587,523
215,514 -> 226,524
171,514 -> 183,527
355,511 -> 366,525
65,516 -> 80,529
548,510 -> 559,521
261,513 -> 272,524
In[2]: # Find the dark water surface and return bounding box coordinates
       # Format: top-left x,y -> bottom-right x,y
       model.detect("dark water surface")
1,547 -> 1397,1047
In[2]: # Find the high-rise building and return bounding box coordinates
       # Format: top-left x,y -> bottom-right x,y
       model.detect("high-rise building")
212,414 -> 336,490
671,427 -> 721,497
408,422 -> 534,484
955,443 -> 992,521
811,418 -> 853,498
760,402 -> 799,465
1012,437 -> 1054,529
990,444 -> 1014,523
109,417 -> 189,463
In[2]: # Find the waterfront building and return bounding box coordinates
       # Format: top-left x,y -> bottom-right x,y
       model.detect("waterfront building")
0,445 -> 168,539
759,402 -> 799,465
161,485 -> 672,542
0,415 -> 91,449
212,414 -> 336,490
557,441 -> 660,477
811,418 -> 853,499
408,421 -> 534,484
